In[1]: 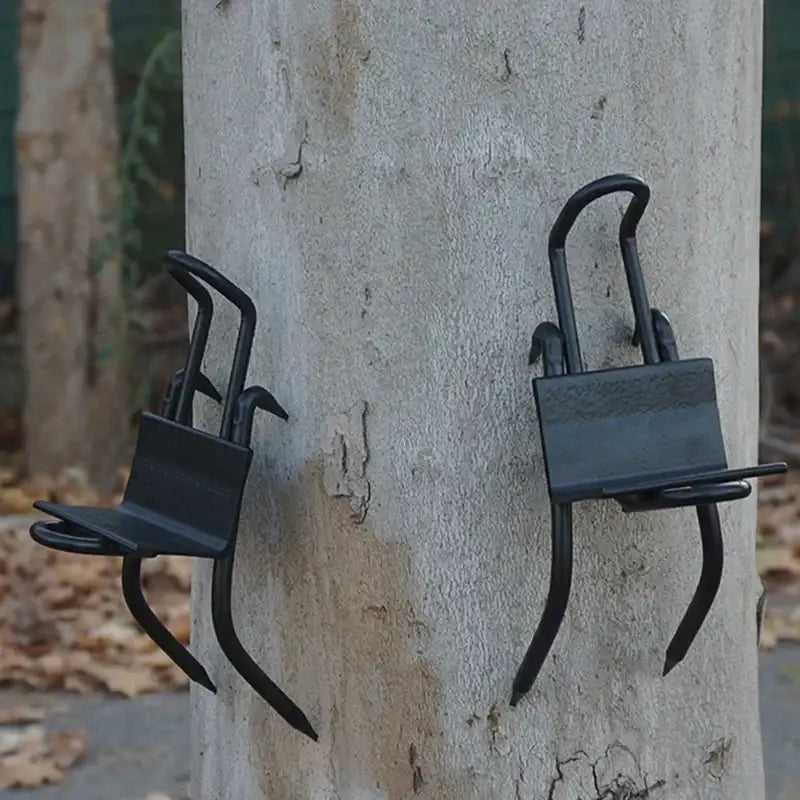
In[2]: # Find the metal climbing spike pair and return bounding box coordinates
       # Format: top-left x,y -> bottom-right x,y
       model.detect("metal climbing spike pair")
511,174 -> 787,706
27,177 -> 781,725
30,251 -> 317,742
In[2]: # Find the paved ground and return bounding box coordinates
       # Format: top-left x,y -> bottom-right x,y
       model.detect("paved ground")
0,646 -> 797,800
0,691 -> 190,800
761,643 -> 800,800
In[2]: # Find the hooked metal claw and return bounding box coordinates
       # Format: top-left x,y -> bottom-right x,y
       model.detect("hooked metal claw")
663,503 -> 723,675
634,312 -> 726,677
163,369 -> 222,420
529,322 -> 565,370
514,322 -> 571,704
511,502 -> 572,705
120,263 -> 222,693
211,386 -> 317,742
632,308 -> 678,361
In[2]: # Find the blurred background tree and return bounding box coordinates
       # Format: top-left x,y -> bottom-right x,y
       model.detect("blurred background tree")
1,0 -> 184,484
16,0 -> 128,487
760,0 -> 800,461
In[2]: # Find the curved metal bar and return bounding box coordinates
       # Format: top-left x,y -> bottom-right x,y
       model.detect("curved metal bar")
122,557 -> 216,692
165,250 -> 257,439
162,369 -> 221,425
547,174 -> 656,373
210,387 -> 316,739
160,370 -> 183,422
645,309 -> 726,676
30,521 -> 129,555
511,502 -> 573,705
528,321 -> 566,371
663,503 -> 724,675
121,368 -> 220,694
617,481 -> 751,512
649,308 -> 678,361
512,321 -> 572,705
166,266 -> 216,425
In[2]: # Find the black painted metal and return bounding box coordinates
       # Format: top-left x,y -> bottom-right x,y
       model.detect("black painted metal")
512,175 -> 787,706
28,252 -> 317,740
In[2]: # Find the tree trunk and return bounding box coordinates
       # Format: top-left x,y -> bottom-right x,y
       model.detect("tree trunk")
183,1 -> 765,797
16,0 -> 129,485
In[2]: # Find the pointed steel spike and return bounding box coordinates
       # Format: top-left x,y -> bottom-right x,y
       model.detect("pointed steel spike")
510,503 -> 572,702
261,391 -> 289,421
292,711 -> 319,742
195,372 -> 222,403
528,334 -> 543,366
122,557 -> 217,693
662,655 -> 678,677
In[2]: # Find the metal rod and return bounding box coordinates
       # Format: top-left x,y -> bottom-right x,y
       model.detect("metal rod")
619,237 -> 658,364
120,366 -> 220,693
646,310 -> 725,675
209,387 -> 316,740
165,251 -> 257,440
663,503 -> 724,675
512,322 -> 572,705
122,556 -> 216,692
546,174 -> 653,374
617,480 -> 750,511
511,502 -> 573,705
166,266 -> 215,424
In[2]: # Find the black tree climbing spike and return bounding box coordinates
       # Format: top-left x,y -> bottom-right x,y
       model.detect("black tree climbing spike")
510,174 -> 787,706
29,251 -> 318,741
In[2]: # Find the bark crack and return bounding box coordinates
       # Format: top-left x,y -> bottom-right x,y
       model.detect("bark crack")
547,745 -> 666,800
547,752 -> 588,800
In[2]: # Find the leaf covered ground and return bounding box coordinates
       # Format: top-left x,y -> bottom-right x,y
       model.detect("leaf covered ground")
0,464 -> 796,791
0,467 -> 190,792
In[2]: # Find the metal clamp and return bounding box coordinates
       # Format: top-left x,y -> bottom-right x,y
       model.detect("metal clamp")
512,175 -> 786,705
30,252 -> 317,741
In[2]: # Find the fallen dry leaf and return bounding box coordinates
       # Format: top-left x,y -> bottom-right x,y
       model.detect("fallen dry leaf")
76,663 -> 163,698
0,496 -> 194,696
757,544 -> 800,586
0,467 -> 19,488
758,471 -> 800,595
0,725 -> 84,789
48,729 -> 86,770
0,726 -> 40,757
0,706 -> 47,725
0,487 -> 34,515
761,605 -> 800,649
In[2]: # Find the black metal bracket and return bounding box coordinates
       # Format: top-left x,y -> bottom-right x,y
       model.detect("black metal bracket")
511,174 -> 787,706
29,251 -> 317,741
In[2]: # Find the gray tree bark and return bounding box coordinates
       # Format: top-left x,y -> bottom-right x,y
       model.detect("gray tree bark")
183,1 -> 766,797
16,0 -> 129,485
